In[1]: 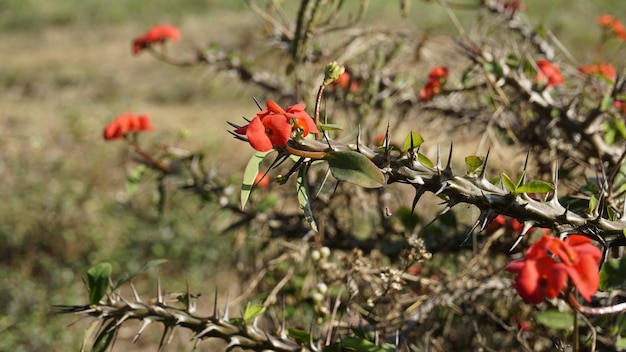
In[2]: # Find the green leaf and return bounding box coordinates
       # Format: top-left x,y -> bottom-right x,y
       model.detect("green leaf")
515,171 -> 526,189
337,337 -> 395,352
601,94 -> 614,112
483,60 -> 504,78
241,151 -> 268,210
91,320 -> 117,352
126,164 -> 147,197
402,132 -> 424,152
87,263 -> 112,305
243,303 -> 266,323
536,310 -> 574,329
599,257 -> 626,291
516,180 -> 555,194
288,328 -> 311,345
113,259 -> 168,291
297,167 -> 318,232
465,156 -> 484,174
325,151 -> 385,188
588,194 -> 598,215
616,338 -> 626,349
418,153 -> 434,168
319,123 -> 343,131
501,173 -> 516,193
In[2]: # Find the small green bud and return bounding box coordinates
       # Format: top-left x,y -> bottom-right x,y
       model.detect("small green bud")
323,61 -> 346,87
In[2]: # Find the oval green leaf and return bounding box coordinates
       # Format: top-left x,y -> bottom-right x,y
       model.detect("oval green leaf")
536,310 -> 574,329
501,173 -> 516,193
403,132 -> 424,152
465,156 -> 484,174
241,151 -> 269,210
87,263 -> 112,305
297,167 -> 318,232
516,180 -> 555,194
600,257 -> 626,291
325,151 -> 385,188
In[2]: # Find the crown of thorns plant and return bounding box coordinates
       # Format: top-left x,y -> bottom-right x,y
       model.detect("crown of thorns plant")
59,1 -> 626,351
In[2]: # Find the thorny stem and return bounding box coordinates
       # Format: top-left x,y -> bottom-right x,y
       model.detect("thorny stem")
566,292 -> 626,316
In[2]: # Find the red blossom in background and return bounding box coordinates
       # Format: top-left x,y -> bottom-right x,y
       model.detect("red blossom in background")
614,101 -> 626,114
233,100 -> 318,152
578,63 -> 616,82
596,14 -> 626,41
103,113 -> 154,140
419,66 -> 449,102
536,59 -> 564,88
505,234 -> 601,304
332,71 -> 359,92
132,24 -> 181,55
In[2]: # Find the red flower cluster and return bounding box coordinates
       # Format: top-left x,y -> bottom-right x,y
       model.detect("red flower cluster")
103,113 -> 154,140
578,63 -> 616,82
234,100 -> 318,152
419,66 -> 449,102
535,59 -> 564,88
506,234 -> 601,304
333,71 -> 359,92
132,24 -> 181,55
596,14 -> 626,41
485,214 -> 523,234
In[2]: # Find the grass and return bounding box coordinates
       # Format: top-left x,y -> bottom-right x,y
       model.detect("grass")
0,1 -> 624,350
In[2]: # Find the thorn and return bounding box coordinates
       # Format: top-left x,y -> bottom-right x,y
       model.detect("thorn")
158,325 -> 175,352
226,121 -> 241,129
435,144 -> 442,172
509,222 -> 533,252
480,148 -> 491,179
434,182 -> 448,196
186,281 -> 195,314
157,276 -> 163,304
411,186 -> 426,215
280,295 -> 287,339
253,96 -> 262,110
133,319 -> 153,343
356,125 -> 362,153
522,149 -> 531,184
213,290 -> 219,318
130,281 -> 142,302
222,292 -> 230,321
621,195 -> 626,221
445,140 -> 453,173
461,211 -> 487,246
228,130 -> 248,142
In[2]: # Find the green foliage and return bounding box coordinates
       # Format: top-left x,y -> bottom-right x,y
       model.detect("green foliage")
599,257 -> 626,291
87,263 -> 111,305
325,151 -> 385,188
536,310 -> 575,329
297,167 -> 319,232
241,151 -> 269,209
402,131 -> 424,152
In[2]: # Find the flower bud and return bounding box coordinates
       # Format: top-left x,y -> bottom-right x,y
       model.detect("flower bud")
323,61 -> 346,87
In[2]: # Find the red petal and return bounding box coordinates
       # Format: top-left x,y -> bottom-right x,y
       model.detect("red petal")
263,114 -> 292,147
546,262 -> 568,299
137,114 -> 154,132
568,256 -> 600,302
245,117 -> 273,152
266,100 -> 286,114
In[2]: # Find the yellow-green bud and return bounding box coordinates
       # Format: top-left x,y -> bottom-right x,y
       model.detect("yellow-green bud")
323,61 -> 346,87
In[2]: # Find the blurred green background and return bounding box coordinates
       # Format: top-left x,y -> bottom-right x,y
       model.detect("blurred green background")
0,0 -> 624,350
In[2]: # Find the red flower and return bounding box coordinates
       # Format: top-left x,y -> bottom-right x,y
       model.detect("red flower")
428,66 -> 449,82
578,63 -> 616,82
614,100 -> 626,114
536,60 -> 564,88
506,234 -> 601,304
234,100 -> 318,152
333,71 -> 359,92
103,113 -> 154,140
596,14 -> 626,41
132,24 -> 181,55
419,66 -> 449,102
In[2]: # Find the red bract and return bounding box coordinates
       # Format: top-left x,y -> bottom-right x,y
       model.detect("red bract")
536,60 -> 564,88
103,113 -> 154,140
420,66 -> 449,102
596,14 -> 626,41
505,234 -> 601,304
132,24 -> 181,55
333,71 -> 359,92
234,100 -> 318,152
578,63 -> 616,82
